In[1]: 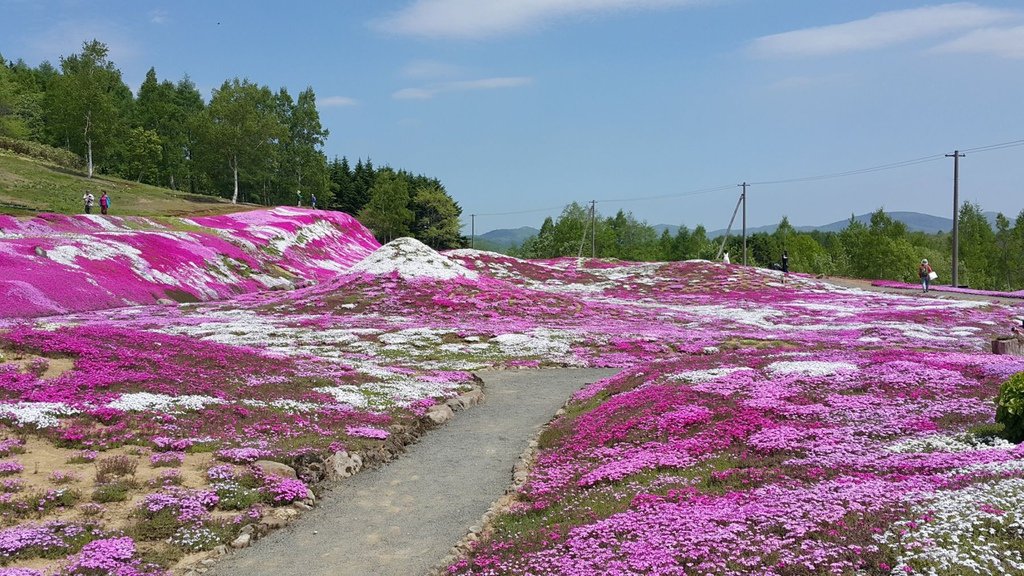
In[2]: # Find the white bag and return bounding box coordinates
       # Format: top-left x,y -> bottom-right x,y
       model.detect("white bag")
928,271 -> 938,281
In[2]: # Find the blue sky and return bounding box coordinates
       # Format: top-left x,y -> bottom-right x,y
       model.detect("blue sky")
2,0 -> 1023,233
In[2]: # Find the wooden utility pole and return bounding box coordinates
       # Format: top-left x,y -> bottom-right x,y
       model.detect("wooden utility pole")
471,214 -> 475,249
740,182 -> 748,266
946,151 -> 965,287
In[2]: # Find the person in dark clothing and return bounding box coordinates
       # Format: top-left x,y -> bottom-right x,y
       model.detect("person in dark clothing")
781,251 -> 789,283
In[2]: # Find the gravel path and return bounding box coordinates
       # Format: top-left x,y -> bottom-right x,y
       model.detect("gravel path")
210,368 -> 618,576
819,275 -> 1024,307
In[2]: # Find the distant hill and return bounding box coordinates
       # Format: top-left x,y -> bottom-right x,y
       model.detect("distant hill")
690,211 -> 997,238
474,226 -> 539,249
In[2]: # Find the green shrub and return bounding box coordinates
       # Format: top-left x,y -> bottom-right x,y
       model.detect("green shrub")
0,136 -> 84,170
92,480 -> 133,503
968,422 -> 1006,441
129,508 -> 181,541
215,483 -> 265,510
995,372 -> 1024,442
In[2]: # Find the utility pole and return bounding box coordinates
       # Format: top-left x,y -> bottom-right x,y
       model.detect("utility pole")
471,214 -> 475,249
716,192 -> 744,261
739,182 -> 748,266
590,200 -> 596,258
946,151 -> 965,287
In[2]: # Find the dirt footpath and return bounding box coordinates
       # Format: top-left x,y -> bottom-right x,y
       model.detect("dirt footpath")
210,368 -> 618,576
819,276 -> 1024,308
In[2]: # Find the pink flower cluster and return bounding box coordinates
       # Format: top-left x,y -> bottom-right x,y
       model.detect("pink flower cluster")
0,208 -> 380,318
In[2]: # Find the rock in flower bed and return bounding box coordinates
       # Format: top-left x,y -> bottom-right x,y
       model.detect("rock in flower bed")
1,228 -> 1024,574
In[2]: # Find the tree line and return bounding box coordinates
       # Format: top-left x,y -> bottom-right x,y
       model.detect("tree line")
0,40 -> 465,248
516,202 -> 1024,291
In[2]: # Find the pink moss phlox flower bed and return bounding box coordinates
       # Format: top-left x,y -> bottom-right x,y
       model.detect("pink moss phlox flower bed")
872,279 -> 1024,299
0,208 -> 379,318
2,226 -> 1024,573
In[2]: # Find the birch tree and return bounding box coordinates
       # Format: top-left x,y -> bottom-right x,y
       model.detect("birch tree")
44,40 -> 130,177
205,78 -> 283,203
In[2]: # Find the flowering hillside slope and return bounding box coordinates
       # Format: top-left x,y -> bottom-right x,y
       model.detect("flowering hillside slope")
0,238 -> 1022,575
0,208 -> 379,319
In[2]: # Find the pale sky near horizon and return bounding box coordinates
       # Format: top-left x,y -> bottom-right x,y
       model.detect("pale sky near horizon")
2,0 -> 1023,233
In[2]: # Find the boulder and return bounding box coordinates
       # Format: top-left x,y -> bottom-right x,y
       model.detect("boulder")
253,460 -> 298,480
326,450 -> 363,479
993,337 -> 1024,356
426,404 -> 454,425
230,533 -> 251,549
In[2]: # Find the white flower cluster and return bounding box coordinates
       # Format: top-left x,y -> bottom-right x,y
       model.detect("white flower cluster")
0,401 -> 79,428
888,433 -> 1014,454
242,399 -> 321,412
349,237 -> 479,280
313,385 -> 370,408
879,477 -> 1024,575
378,327 -> 448,347
491,330 -> 573,358
107,392 -> 226,413
766,360 -> 858,377
669,367 -> 753,384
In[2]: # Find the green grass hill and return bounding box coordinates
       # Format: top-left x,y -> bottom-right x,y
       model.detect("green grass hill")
0,150 -> 255,218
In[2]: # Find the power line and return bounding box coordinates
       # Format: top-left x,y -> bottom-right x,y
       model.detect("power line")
751,154 -> 946,186
961,139 -> 1024,154
466,137 -> 1022,220
597,184 -> 736,204
472,203 -> 575,217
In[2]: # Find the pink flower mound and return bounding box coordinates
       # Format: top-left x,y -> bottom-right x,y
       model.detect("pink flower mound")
59,537 -> 165,575
0,208 -> 379,319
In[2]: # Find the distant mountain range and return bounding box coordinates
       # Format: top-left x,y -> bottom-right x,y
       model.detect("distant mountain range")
474,226 -> 539,249
476,211 -> 1001,249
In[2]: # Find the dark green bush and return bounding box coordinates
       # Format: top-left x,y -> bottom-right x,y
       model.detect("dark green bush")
995,372 -> 1024,442
0,136 -> 84,170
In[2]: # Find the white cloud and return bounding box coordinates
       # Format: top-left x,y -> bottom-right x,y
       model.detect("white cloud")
393,76 -> 533,100
320,95 -> 359,107
150,10 -> 169,25
932,25 -> 1024,58
372,0 -> 706,39
749,3 -> 1014,58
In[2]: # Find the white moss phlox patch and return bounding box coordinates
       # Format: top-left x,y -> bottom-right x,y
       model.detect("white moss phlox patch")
766,360 -> 858,377
349,237 -> 478,280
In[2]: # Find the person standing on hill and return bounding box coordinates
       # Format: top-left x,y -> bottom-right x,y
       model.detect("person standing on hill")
99,192 -> 109,215
919,259 -> 933,292
310,193 -> 317,209
781,250 -> 789,283
83,192 -> 94,214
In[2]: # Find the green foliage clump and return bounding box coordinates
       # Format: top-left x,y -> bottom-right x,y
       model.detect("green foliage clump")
995,372 -> 1024,442
0,136 -> 83,169
92,480 -> 132,503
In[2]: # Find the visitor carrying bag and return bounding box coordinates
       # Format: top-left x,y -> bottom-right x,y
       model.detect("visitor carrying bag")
928,271 -> 938,281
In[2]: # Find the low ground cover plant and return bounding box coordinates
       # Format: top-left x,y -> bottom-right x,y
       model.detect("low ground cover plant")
0,221 -> 1022,574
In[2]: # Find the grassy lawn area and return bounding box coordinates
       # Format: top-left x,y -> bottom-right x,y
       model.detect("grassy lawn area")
0,151 -> 258,218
